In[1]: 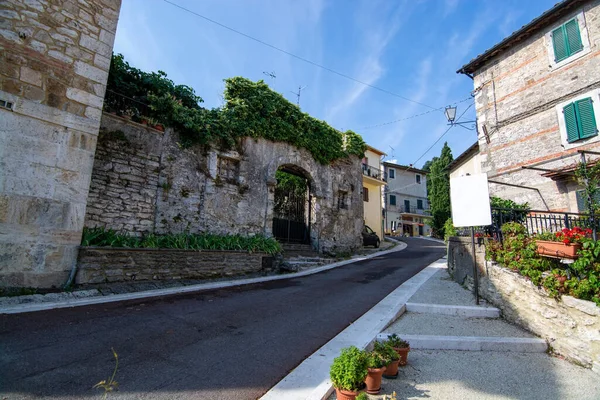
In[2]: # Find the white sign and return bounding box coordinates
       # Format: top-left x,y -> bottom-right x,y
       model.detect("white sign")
450,174 -> 492,227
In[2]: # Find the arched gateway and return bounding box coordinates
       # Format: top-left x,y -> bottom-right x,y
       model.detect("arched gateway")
272,165 -> 313,244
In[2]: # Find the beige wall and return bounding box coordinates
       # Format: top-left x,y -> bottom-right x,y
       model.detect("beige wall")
471,0 -> 600,212
449,152 -> 482,180
0,0 -> 122,287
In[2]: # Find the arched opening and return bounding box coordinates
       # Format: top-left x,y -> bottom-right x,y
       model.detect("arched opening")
272,165 -> 312,244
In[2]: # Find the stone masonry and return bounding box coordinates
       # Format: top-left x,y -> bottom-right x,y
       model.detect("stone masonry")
447,237 -> 599,372
469,0 -> 600,211
0,0 -> 122,287
84,113 -> 364,256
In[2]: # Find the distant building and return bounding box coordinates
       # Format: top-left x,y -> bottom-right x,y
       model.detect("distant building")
448,142 -> 481,180
458,0 -> 600,212
362,146 -> 387,240
383,162 -> 431,237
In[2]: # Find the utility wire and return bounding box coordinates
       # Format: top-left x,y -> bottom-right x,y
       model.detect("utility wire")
161,0 -> 438,110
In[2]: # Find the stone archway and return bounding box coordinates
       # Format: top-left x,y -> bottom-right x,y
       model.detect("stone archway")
272,165 -> 313,244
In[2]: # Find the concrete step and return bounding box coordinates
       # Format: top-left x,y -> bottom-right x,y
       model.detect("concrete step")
376,333 -> 548,353
405,302 -> 500,318
384,312 -> 534,338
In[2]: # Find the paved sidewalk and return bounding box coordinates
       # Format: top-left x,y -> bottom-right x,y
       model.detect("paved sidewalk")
327,268 -> 600,400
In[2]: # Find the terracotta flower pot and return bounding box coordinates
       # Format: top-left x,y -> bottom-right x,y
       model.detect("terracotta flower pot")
536,240 -> 581,259
394,347 -> 410,366
334,388 -> 360,400
383,359 -> 399,379
365,366 -> 386,394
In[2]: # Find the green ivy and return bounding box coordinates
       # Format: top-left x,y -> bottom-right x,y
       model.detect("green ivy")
105,54 -> 366,164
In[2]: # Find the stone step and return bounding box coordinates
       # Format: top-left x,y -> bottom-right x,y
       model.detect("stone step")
405,302 -> 500,318
384,312 -> 534,338
376,333 -> 548,353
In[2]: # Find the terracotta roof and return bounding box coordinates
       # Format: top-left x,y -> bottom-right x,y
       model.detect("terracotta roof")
457,0 -> 588,75
448,142 -> 479,172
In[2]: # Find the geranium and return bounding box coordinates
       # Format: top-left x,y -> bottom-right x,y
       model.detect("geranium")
552,227 -> 590,244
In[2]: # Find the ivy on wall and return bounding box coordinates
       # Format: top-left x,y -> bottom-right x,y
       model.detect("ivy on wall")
105,54 -> 366,164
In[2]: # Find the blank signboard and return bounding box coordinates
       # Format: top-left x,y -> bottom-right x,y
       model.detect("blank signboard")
450,174 -> 492,228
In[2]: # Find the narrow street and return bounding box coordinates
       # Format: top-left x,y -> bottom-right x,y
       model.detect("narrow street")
0,238 -> 445,400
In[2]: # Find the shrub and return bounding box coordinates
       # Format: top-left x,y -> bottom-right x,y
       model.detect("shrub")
443,218 -> 457,241
373,341 -> 398,362
329,346 -> 369,392
385,334 -> 409,349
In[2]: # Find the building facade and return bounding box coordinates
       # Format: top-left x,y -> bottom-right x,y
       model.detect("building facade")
383,162 -> 431,237
458,0 -> 600,213
362,146 -> 386,240
448,142 -> 481,180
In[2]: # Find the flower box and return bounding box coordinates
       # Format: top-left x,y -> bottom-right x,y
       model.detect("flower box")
536,240 -> 581,259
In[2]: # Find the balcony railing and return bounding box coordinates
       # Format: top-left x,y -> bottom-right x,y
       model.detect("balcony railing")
398,206 -> 430,215
362,163 -> 386,182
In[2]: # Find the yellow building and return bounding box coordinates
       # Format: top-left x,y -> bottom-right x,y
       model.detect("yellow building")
362,145 -> 386,240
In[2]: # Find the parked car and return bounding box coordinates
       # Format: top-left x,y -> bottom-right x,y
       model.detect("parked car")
362,225 -> 380,248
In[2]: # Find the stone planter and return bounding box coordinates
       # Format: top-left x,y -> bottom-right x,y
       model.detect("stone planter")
536,240 -> 581,259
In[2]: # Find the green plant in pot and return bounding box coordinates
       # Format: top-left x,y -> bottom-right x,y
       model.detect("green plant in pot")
364,347 -> 388,395
386,334 -> 410,366
330,346 -> 369,400
375,341 -> 400,379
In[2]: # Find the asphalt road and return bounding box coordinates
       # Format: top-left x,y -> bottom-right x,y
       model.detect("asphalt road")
0,237 -> 445,400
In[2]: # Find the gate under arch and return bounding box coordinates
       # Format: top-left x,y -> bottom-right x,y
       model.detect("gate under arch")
272,166 -> 312,243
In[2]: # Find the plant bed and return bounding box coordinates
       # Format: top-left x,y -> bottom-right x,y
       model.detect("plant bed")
535,240 -> 581,259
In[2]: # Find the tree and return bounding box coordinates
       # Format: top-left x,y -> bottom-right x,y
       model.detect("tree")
427,143 -> 453,238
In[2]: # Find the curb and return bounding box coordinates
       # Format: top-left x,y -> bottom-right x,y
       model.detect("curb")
0,240 -> 410,315
260,257 -> 447,400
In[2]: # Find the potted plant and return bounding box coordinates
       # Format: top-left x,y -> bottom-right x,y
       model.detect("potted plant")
365,348 -> 387,394
375,341 -> 400,379
535,227 -> 590,259
330,346 -> 369,400
386,334 -> 410,366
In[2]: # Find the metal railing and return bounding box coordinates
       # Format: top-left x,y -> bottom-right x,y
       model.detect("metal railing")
398,205 -> 430,215
362,163 -> 386,182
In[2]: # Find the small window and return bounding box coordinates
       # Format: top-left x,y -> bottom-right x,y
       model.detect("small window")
404,200 -> 411,212
576,189 -> 600,212
564,97 -> 597,143
417,199 -> 423,209
389,169 -> 395,179
338,191 -> 348,210
363,187 -> 369,202
552,18 -> 583,63
389,195 -> 396,206
416,174 -> 421,184
217,156 -> 239,183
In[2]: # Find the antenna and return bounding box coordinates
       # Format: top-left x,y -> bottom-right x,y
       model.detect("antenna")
262,71 -> 276,89
290,85 -> 307,107
388,145 -> 395,159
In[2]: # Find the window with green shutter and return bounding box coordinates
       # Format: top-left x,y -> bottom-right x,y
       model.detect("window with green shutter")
576,189 -> 600,212
389,195 -> 396,206
564,97 -> 597,143
552,18 -> 583,62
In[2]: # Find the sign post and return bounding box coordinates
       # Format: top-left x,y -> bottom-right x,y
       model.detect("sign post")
450,174 -> 492,305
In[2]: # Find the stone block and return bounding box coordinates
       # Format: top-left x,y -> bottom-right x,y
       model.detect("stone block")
66,87 -> 103,108
74,60 -> 108,84
79,34 -> 111,57
48,50 -> 73,65
20,66 -> 42,86
93,53 -> 110,71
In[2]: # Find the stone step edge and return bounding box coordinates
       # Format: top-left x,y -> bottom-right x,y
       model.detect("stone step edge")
376,333 -> 547,353
405,302 -> 501,318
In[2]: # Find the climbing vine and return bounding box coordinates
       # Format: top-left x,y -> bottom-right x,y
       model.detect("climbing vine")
104,54 -> 366,164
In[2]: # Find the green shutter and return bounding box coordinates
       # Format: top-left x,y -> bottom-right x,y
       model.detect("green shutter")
564,102 -> 579,142
575,98 -> 597,139
565,19 -> 583,55
390,195 -> 396,206
552,25 -> 568,62
576,189 -> 587,212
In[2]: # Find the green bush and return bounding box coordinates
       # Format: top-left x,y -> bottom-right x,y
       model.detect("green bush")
443,218 -> 457,241
373,341 -> 398,362
81,227 -> 282,255
384,334 -> 409,349
329,346 -> 369,392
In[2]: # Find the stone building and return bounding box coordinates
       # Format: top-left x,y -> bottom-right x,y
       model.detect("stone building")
458,0 -> 600,212
383,162 -> 431,236
361,145 -> 386,240
0,0 -> 122,287
85,114 -> 364,256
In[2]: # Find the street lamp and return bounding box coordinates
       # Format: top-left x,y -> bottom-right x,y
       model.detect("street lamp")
444,105 -> 476,130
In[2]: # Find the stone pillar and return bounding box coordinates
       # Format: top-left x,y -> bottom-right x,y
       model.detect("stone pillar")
0,0 -> 122,287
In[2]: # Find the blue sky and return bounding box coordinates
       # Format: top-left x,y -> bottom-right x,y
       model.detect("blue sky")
113,0 -> 557,167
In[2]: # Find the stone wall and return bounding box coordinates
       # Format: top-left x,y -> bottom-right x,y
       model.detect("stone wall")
471,0 -> 600,211
76,247 -> 272,284
84,113 -> 364,255
446,236 -> 486,284
447,238 -> 600,372
0,0 -> 121,287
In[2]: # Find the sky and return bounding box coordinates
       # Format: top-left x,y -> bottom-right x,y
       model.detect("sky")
113,0 -> 558,168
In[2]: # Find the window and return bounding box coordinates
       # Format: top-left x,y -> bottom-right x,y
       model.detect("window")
338,191 -> 348,209
564,97 -> 597,143
217,156 -> 239,183
363,187 -> 369,202
389,169 -> 395,179
552,18 -> 583,63
576,189 -> 600,212
416,174 -> 421,184
389,195 -> 396,206
404,200 -> 410,212
417,199 -> 423,209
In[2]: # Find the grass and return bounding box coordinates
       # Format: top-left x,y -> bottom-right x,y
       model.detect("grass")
81,227 -> 282,255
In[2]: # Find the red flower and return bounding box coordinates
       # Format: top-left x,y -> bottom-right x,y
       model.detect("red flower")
563,239 -> 570,244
